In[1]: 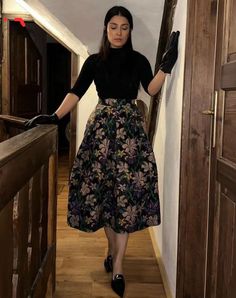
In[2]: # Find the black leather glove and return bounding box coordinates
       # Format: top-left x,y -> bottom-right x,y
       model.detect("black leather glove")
159,31 -> 180,74
24,113 -> 59,128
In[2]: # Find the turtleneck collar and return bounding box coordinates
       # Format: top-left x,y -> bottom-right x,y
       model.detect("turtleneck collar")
110,47 -> 126,54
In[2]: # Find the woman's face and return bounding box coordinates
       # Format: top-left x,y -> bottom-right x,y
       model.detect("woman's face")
107,15 -> 130,48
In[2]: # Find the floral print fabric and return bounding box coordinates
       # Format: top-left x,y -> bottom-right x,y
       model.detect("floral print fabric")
67,98 -> 161,233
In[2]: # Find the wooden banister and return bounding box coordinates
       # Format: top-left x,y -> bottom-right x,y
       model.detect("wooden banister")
0,116 -> 58,298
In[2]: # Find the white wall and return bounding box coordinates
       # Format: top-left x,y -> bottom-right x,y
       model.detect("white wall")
150,0 -> 187,296
76,57 -> 98,149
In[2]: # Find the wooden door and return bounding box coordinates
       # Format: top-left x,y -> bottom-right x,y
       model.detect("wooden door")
176,1 -> 218,297
10,21 -> 42,118
206,0 -> 236,297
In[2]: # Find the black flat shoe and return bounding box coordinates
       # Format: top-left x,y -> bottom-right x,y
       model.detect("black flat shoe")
111,274 -> 125,297
104,255 -> 113,272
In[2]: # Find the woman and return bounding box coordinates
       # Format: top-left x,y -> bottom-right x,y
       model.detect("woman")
25,6 -> 179,297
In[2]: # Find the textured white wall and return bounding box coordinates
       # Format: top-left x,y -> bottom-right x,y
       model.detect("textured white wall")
76,57 -> 98,149
151,0 -> 187,296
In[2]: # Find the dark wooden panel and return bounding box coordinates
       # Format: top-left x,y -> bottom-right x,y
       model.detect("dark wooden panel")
40,164 -> 49,259
10,21 -> 42,117
13,184 -> 30,298
221,62 -> 236,90
0,200 -> 13,298
17,84 -> 40,117
217,159 -> 236,194
10,22 -> 25,105
216,193 -> 235,298
222,91 -> 236,163
229,53 -> 236,61
28,169 -> 42,286
27,36 -> 40,85
0,119 -> 8,141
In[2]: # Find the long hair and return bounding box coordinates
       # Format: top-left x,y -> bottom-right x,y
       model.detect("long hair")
99,6 -> 133,60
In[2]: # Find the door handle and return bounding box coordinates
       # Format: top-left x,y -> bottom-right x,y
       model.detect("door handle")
201,91 -> 218,147
202,110 -> 214,115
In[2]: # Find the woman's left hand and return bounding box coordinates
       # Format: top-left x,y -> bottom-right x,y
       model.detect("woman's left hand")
159,31 -> 180,74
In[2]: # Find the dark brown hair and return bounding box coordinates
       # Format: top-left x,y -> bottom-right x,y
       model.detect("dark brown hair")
99,6 -> 133,60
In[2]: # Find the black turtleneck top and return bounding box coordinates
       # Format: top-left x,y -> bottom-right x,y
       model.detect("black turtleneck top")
69,48 -> 154,100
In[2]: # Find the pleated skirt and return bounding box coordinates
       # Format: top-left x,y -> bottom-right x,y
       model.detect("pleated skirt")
67,98 -> 161,233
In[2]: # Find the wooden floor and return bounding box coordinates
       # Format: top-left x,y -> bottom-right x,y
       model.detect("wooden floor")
54,154 -> 166,298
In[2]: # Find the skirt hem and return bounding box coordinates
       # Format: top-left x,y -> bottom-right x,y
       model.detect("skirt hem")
67,221 -> 161,234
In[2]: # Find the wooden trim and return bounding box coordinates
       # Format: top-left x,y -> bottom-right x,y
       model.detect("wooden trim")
2,16 -> 10,114
177,0 -> 218,297
2,13 -> 33,21
147,0 -> 178,143
149,229 -> 173,298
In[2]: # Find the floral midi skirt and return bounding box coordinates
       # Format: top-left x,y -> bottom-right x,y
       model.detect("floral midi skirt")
67,98 -> 161,233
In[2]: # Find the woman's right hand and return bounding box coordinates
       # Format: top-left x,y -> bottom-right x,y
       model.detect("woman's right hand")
24,113 -> 59,128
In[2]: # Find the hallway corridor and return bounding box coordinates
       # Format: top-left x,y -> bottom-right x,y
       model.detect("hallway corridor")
54,155 -> 166,298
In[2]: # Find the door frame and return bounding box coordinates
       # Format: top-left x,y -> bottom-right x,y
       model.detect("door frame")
177,0 -> 219,297
1,14 -> 78,168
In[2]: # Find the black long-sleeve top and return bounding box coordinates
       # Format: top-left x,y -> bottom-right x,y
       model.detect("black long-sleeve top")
69,47 -> 154,100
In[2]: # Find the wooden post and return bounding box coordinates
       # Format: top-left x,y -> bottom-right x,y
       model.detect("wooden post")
47,146 -> 58,294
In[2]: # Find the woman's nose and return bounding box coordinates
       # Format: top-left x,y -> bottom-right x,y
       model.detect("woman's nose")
117,28 -> 122,35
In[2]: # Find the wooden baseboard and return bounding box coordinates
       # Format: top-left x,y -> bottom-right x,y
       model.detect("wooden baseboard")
149,228 -> 173,298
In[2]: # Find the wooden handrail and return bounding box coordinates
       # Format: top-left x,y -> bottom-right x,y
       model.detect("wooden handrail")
0,125 -> 57,209
0,114 -> 26,126
0,117 -> 58,297
0,114 -> 28,142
